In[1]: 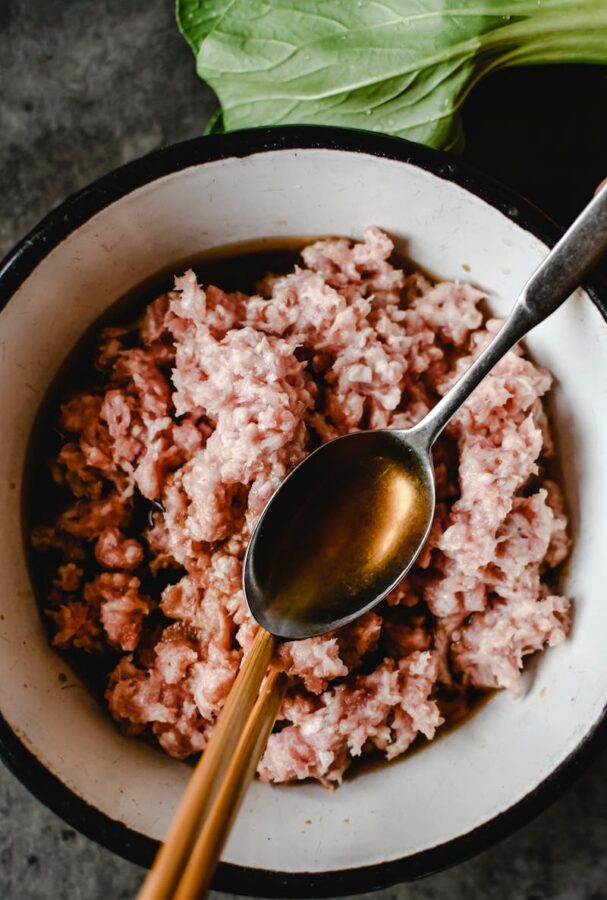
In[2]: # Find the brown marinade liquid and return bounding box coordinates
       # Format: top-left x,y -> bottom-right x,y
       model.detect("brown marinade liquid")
264,453 -> 433,631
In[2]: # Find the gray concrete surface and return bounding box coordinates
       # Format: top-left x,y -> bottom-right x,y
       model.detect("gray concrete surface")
1,2 -> 606,898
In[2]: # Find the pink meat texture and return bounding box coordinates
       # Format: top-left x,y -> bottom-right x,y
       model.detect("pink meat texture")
33,228 -> 571,784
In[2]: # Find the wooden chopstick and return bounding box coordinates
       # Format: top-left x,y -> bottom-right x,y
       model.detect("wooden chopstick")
173,666 -> 286,900
137,627 -> 276,900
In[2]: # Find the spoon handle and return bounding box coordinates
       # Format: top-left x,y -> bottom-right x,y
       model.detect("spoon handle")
137,627 -> 276,900
411,183 -> 607,448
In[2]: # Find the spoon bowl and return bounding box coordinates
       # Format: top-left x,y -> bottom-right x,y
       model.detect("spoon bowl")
244,428 -> 435,640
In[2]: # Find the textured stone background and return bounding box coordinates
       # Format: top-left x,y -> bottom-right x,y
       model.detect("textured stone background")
1,2 -> 607,898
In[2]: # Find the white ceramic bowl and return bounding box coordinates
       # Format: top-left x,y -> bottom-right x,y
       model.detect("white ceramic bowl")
1,128 -> 606,896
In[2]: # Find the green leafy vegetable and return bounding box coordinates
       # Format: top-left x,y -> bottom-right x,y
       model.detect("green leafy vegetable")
176,0 -> 234,53
177,0 -> 607,150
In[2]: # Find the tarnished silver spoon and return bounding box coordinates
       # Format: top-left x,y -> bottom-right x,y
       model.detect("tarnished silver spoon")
139,184 -> 607,900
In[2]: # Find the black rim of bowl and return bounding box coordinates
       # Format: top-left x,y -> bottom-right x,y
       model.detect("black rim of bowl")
1,125 -> 606,897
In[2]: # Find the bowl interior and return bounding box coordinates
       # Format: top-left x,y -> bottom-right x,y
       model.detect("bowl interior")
1,144 -> 606,880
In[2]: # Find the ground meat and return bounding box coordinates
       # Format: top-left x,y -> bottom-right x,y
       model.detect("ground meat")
95,527 -> 144,571
259,652 -> 442,785
278,637 -> 349,694
85,573 -> 152,652
450,592 -> 571,693
53,563 -> 83,593
32,227 -> 571,784
47,602 -> 104,653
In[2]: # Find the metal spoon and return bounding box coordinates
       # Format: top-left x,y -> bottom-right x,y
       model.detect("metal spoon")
246,183 -> 607,640
139,185 -> 607,900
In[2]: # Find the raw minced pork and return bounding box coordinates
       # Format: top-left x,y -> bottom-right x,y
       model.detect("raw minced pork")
32,227 -> 571,784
